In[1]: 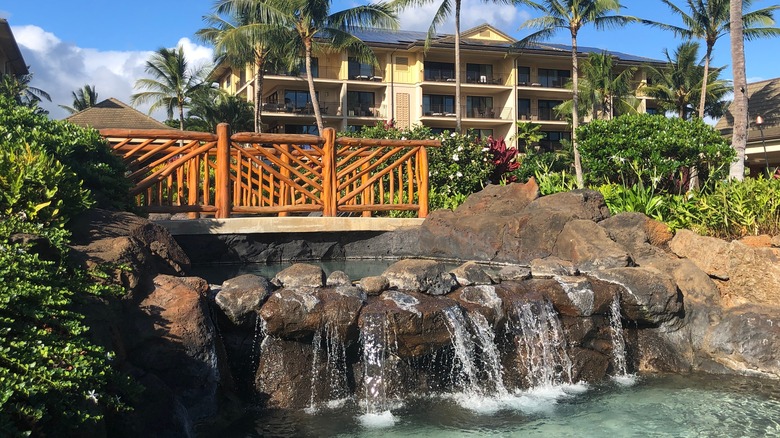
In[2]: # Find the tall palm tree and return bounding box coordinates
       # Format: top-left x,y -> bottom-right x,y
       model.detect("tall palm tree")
392,0 -> 523,133
730,0 -> 748,180
131,46 -> 209,130
516,0 -> 635,188
557,51 -> 638,121
227,0 -> 398,133
0,73 -> 51,107
59,84 -> 98,114
199,1 -> 291,132
187,88 -> 255,132
643,42 -> 730,120
643,0 -> 780,119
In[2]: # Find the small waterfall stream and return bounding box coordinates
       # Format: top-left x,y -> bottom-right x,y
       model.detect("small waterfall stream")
359,312 -> 392,419
609,294 -> 634,384
466,311 -> 508,397
511,300 -> 573,387
442,306 -> 480,393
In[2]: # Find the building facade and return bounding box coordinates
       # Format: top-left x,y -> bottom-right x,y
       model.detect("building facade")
212,24 -> 660,148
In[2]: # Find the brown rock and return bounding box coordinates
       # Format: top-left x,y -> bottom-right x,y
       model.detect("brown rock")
382,259 -> 456,295
593,267 -> 683,326
739,234 -> 773,248
669,229 -> 731,280
360,276 -> 389,295
450,261 -> 494,286
530,257 -> 578,278
554,219 -> 632,271
272,263 -> 325,289
454,180 -> 539,216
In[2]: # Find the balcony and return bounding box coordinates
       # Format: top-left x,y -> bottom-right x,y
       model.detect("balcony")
264,66 -> 341,81
347,105 -> 385,118
262,101 -> 341,117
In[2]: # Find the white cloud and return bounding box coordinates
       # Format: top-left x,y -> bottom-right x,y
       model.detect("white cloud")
397,0 -> 531,36
12,26 -> 213,121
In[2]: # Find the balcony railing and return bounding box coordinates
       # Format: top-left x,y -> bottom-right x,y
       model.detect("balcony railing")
422,105 -> 513,119
424,70 -> 509,85
346,105 -> 385,118
262,101 -> 341,116
264,66 -> 341,80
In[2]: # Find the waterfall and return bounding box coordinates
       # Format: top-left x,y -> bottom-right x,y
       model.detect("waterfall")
360,312 -> 390,415
511,300 -> 573,388
306,322 -> 350,413
609,295 -> 634,384
466,311 -> 508,397
441,306 -> 480,393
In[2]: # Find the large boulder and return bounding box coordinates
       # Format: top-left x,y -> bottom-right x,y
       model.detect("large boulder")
670,230 -> 780,307
382,259 -> 456,295
125,275 -> 223,421
215,274 -> 274,327
453,180 -> 539,216
593,267 -> 683,326
254,337 -> 317,409
68,209 -> 190,298
554,219 -> 632,271
599,212 -> 673,262
272,263 -> 326,289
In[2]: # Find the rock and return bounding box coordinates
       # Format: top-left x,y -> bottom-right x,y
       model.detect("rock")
126,275 -> 222,421
272,263 -> 325,289
9,233 -> 60,263
451,285 -> 504,325
260,288 -> 363,342
68,209 -> 190,299
335,284 -> 367,301
382,259 -> 455,295
772,235 -> 780,247
669,229 -> 731,280
522,189 -> 611,223
530,257 -> 578,278
700,305 -> 780,379
600,212 -> 672,256
554,219 -> 632,271
453,180 -> 539,217
593,267 -> 683,326
215,274 -> 273,327
497,265 -> 531,281
326,270 -> 351,287
450,261 -> 494,286
255,337 -> 316,409
739,234 -> 773,247
419,210 -> 509,261
359,276 -> 389,296
359,291 -> 459,358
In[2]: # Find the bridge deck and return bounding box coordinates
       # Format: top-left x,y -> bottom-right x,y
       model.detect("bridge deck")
155,216 -> 425,235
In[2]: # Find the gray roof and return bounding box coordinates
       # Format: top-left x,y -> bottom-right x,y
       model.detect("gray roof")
0,18 -> 28,76
65,98 -> 174,130
716,77 -> 780,142
349,27 -> 664,64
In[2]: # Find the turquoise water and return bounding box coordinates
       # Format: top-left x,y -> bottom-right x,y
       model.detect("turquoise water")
211,373 -> 780,437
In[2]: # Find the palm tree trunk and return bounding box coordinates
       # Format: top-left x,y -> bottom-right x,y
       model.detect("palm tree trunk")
179,101 -> 185,131
454,0 -> 462,133
729,0 -> 747,181
305,39 -> 324,134
254,55 -> 264,133
697,44 -> 713,119
570,31 -> 583,189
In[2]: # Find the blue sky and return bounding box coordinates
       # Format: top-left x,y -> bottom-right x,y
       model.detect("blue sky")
2,0 -> 779,120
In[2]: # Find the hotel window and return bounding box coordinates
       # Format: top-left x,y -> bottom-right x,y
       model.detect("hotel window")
538,99 -> 563,120
285,124 -> 319,135
518,98 -> 531,119
424,61 -> 455,81
348,57 -> 374,79
466,96 -> 494,117
518,66 -> 531,84
423,94 -> 455,115
538,68 -> 570,88
284,90 -> 318,111
539,131 -> 570,151
347,91 -> 376,116
466,63 -> 494,83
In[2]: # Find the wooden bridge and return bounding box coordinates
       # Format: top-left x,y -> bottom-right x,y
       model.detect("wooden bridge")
100,124 -> 440,227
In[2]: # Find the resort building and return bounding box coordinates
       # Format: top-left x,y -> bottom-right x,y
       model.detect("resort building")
0,18 -> 28,77
715,77 -> 780,175
211,24 -> 660,148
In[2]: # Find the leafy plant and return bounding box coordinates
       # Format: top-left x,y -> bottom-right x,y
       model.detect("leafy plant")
486,136 -> 519,184
0,217 -> 132,436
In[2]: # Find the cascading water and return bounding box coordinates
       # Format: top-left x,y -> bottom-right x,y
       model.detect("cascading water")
441,306 -> 480,394
466,311 -> 508,397
359,312 -> 396,426
306,322 -> 350,413
511,300 -> 573,388
609,294 -> 635,385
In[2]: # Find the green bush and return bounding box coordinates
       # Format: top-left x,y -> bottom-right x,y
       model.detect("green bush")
0,217 -> 131,436
0,142 -> 91,225
577,114 -> 734,192
0,96 -> 133,215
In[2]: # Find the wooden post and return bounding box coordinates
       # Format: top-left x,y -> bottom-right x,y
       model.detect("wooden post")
279,143 -> 290,217
216,123 -> 231,218
418,146 -> 430,218
321,128 -> 337,216
187,155 -> 200,219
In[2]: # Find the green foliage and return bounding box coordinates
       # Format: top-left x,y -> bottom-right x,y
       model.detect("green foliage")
0,217 -> 131,436
577,114 -> 734,192
0,142 -> 90,224
597,183 -> 668,221
0,96 -> 133,218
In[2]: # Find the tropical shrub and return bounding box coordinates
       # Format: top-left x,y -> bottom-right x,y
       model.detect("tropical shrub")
0,142 -> 90,225
0,96 -> 133,214
577,114 -> 734,192
0,217 -> 131,436
486,136 -> 519,184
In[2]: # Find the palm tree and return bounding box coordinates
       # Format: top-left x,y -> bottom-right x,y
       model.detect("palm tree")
227,0 -> 398,134
199,1 -> 291,132
557,51 -> 638,121
0,73 -> 51,107
730,0 -> 747,180
131,46 -> 209,130
59,84 -> 98,114
392,0 -> 522,133
643,0 -> 780,119
643,42 -> 730,120
516,0 -> 635,188
187,88 -> 254,132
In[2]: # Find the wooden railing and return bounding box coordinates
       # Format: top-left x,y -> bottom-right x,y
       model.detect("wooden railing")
100,124 -> 440,219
